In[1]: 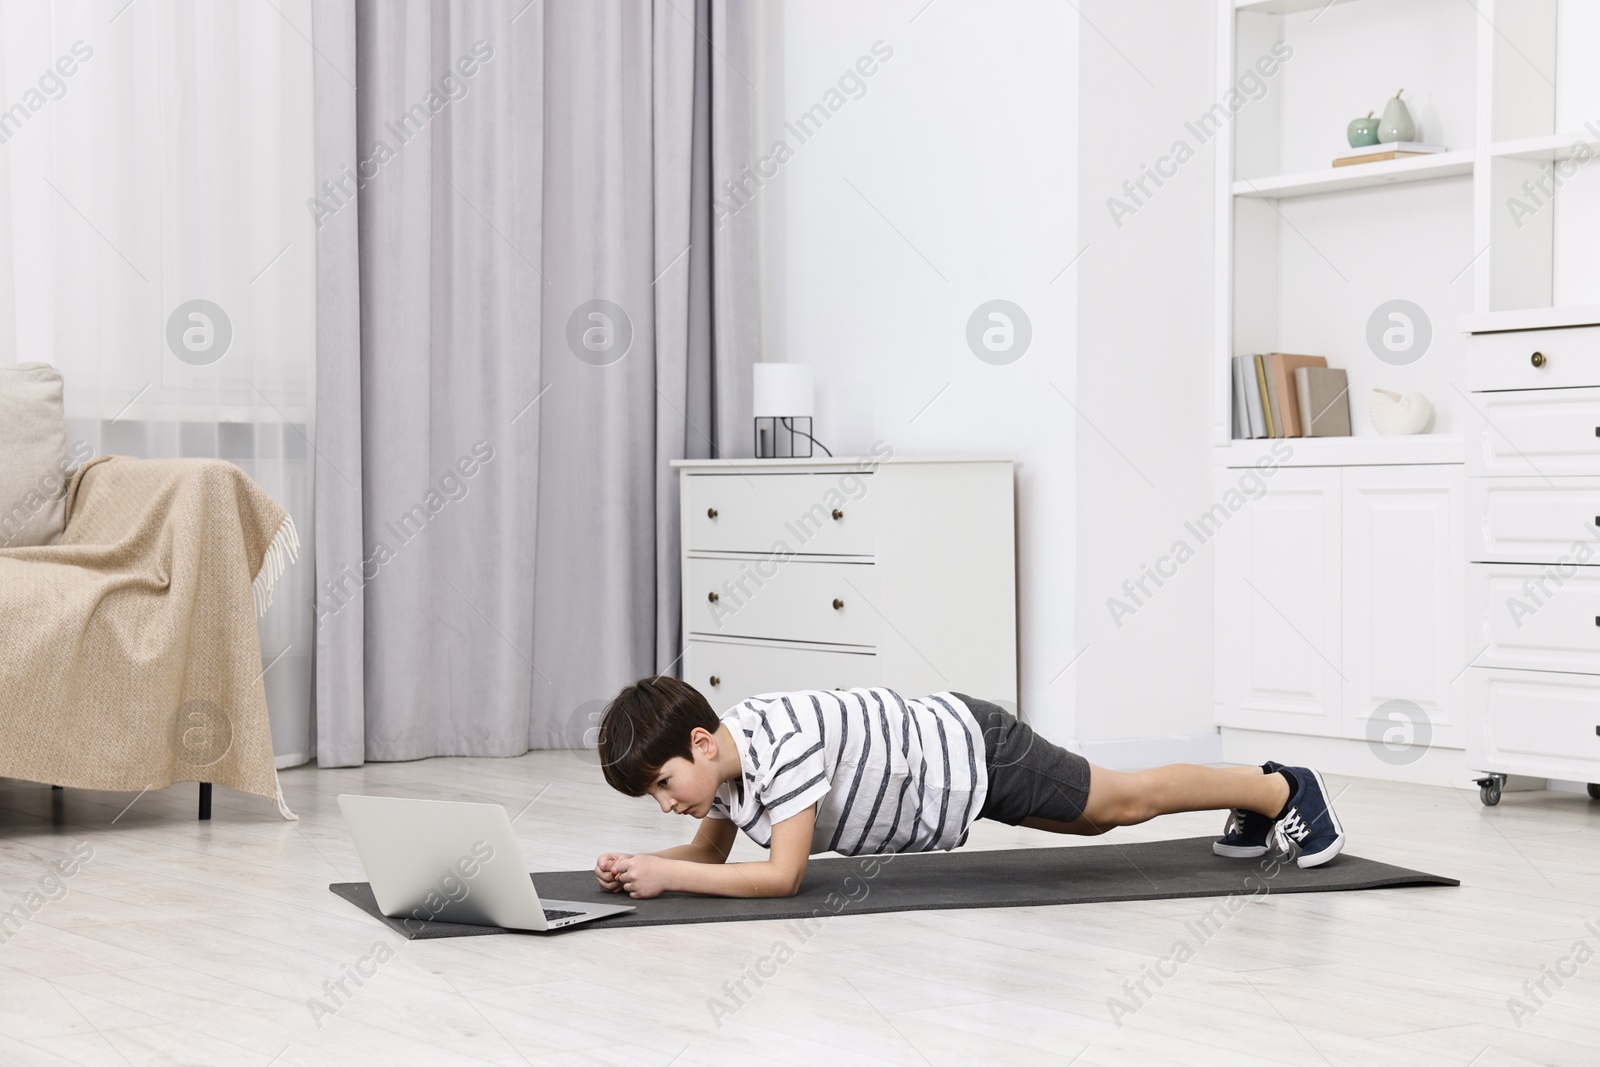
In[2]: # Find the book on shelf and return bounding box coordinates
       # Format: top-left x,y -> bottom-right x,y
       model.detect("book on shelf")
1253,354 -> 1274,437
1331,142 -> 1448,168
1232,353 -> 1329,439
1263,356 -> 1281,437
1266,353 -> 1327,437
1228,358 -> 1254,438
1295,366 -> 1351,437
1230,361 -> 1240,439
1231,354 -> 1271,439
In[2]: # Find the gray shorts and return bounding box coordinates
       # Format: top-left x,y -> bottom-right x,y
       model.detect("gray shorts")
955,693 -> 1092,826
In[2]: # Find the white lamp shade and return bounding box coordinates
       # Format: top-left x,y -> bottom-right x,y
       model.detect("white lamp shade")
753,363 -> 814,418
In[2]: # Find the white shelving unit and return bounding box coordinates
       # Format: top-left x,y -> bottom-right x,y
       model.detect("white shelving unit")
1214,0 -> 1600,793
1215,0 -> 1480,454
1216,0 -> 1600,445
1211,0 -> 1473,785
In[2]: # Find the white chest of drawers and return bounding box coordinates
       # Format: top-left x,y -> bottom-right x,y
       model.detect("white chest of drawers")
671,455 -> 1018,713
1464,328 -> 1600,804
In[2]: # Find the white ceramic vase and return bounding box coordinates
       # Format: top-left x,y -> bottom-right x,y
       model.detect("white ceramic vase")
1369,388 -> 1432,435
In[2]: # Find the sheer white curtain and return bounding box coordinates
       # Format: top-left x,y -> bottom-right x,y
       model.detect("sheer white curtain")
0,0 -> 317,767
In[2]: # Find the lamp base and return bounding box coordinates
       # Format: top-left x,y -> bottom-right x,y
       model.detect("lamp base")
754,416 -> 814,459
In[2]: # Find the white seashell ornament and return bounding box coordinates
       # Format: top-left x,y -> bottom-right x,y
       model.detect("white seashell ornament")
1369,388 -> 1433,435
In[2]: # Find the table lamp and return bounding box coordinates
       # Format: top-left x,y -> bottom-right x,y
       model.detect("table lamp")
753,363 -> 816,458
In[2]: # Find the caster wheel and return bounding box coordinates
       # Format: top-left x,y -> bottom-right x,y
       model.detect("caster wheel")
1478,780 -> 1503,806
1588,783 -> 1600,801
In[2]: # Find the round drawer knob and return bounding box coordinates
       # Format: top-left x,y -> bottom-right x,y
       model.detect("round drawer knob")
709,675 -> 721,687
831,508 -> 843,520
832,598 -> 844,610
708,591 -> 719,603
707,507 -> 718,518
1531,351 -> 1546,368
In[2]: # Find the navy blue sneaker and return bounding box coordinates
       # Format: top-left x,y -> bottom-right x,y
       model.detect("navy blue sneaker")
1212,761 -> 1284,858
1273,766 -> 1345,868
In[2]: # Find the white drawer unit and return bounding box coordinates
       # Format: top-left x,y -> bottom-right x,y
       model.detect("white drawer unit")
1465,372 -> 1600,806
673,456 -> 1017,713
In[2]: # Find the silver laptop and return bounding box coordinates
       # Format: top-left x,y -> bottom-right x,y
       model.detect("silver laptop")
337,794 -> 635,932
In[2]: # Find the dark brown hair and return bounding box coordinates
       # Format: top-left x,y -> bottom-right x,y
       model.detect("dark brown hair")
597,675 -> 721,796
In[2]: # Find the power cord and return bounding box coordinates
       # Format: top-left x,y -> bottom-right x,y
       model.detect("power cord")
780,417 -> 832,457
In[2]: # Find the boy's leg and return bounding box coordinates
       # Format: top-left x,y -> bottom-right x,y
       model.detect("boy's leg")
1019,763 -> 1289,837
970,694 -> 1345,866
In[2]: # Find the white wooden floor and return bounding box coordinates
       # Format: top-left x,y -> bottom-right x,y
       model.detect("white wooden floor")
1,753 -> 1597,1066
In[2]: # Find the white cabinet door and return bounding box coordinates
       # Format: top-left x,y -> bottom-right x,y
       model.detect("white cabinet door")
1217,467 -> 1343,736
1341,464 -> 1466,750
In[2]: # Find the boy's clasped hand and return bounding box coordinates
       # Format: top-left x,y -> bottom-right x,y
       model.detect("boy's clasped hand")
596,852 -> 670,899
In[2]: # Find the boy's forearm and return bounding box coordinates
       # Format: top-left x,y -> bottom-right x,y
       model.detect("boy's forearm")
665,857 -> 798,898
649,843 -> 727,864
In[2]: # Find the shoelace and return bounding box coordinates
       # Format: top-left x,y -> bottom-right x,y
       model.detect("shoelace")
1224,808 -> 1249,838
1280,809 -> 1309,843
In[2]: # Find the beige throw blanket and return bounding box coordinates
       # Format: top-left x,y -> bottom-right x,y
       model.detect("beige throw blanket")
0,456 -> 298,818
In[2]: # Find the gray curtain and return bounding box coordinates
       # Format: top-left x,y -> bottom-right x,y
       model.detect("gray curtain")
310,0 -> 756,766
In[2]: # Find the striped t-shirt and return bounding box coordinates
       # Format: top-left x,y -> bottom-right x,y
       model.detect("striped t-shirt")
706,688 -> 988,856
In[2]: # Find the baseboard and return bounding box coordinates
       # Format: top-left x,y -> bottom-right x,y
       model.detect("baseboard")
1076,732 -> 1224,769
1219,728 -> 1475,787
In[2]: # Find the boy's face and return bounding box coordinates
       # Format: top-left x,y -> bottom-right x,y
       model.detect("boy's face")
644,726 -> 721,819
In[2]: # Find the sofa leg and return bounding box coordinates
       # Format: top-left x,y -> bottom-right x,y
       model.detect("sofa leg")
51,784 -> 62,790
198,782 -> 212,821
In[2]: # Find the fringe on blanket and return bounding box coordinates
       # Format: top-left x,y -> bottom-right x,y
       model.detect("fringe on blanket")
254,511 -> 302,821
256,511 -> 302,825
252,512 -> 300,618
272,771 -> 299,821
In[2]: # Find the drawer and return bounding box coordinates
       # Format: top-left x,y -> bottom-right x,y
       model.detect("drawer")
1466,477 -> 1600,564
685,639 -> 877,713
1465,386 -> 1600,477
1460,325 -> 1600,392
1467,562 -> 1600,673
682,472 -> 876,555
686,557 -> 877,645
1467,667 -> 1600,780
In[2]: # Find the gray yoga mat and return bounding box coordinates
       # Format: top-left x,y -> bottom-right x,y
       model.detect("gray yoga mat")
329,836 -> 1458,938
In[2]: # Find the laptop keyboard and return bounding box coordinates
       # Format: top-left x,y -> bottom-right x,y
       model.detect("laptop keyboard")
543,908 -> 583,922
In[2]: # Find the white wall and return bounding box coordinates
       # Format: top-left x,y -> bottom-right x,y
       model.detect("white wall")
755,1 -> 1220,756
754,0 -> 1081,743
1073,2 -> 1219,751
